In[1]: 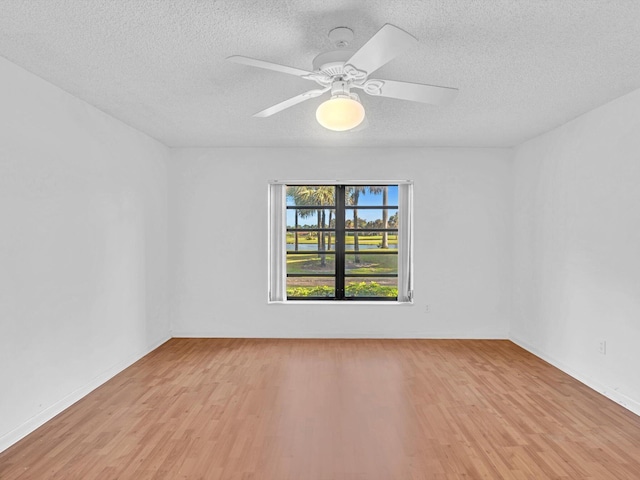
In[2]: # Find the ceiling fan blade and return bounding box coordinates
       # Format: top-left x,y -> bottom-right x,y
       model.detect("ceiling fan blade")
227,55 -> 315,78
366,79 -> 458,105
253,88 -> 330,118
345,24 -> 417,76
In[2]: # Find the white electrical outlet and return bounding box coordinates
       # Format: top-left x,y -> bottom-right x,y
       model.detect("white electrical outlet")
425,305 -> 430,313
599,341 -> 607,355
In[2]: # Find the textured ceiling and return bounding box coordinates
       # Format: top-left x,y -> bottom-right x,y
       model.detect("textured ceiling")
1,0 -> 639,148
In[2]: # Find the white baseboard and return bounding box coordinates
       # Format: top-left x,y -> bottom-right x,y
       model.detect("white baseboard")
0,335 -> 171,454
171,331 -> 509,339
510,335 -> 640,417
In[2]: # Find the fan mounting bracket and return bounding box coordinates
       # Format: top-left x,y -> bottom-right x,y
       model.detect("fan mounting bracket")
328,27 -> 354,48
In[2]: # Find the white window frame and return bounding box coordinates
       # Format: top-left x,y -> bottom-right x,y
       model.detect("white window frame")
268,180 -> 413,304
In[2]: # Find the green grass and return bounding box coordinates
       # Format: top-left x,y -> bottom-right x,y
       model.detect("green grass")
287,234 -> 397,245
287,282 -> 397,298
286,249 -> 398,298
286,254 -> 335,274
286,252 -> 397,275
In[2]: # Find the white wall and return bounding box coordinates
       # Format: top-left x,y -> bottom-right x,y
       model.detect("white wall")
0,57 -> 171,451
169,147 -> 512,338
512,88 -> 640,415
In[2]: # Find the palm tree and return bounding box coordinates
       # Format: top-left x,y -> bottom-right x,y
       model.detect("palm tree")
312,186 -> 335,266
286,186 -> 318,252
286,186 -> 300,251
382,186 -> 389,248
367,186 -> 389,248
287,186 -> 314,251
312,186 -> 335,259
290,186 -> 335,267
347,186 -> 367,263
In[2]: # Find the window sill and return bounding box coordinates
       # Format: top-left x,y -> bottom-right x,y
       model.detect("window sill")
268,300 -> 414,306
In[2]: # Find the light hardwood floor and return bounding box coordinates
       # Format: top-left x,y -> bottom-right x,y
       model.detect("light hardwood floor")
1,339 -> 639,479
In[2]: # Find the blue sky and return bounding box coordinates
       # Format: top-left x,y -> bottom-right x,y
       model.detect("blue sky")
354,186 -> 398,207
286,185 -> 398,225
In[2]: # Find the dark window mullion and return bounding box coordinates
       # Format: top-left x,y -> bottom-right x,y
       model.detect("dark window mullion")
287,251 -> 336,255
335,186 -> 345,300
344,228 -> 398,232
344,274 -> 399,278
287,297 -> 338,301
344,205 -> 398,210
285,183 -> 399,301
287,273 -> 335,278
342,297 -> 398,301
287,205 -> 336,209
344,251 -> 397,255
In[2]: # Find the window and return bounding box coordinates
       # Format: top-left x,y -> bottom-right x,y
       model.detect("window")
268,182 -> 413,303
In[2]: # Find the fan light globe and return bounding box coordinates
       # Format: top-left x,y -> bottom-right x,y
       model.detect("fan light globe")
316,96 -> 365,131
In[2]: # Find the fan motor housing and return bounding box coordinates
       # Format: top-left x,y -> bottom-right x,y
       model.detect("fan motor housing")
312,50 -> 355,76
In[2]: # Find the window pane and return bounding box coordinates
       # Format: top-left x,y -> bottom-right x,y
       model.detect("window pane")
287,252 -> 336,274
287,231 -> 337,251
345,277 -> 398,298
344,185 -> 398,205
274,183 -> 410,302
345,253 -> 397,275
344,232 -> 398,250
287,186 -> 335,206
344,209 -> 398,230
287,277 -> 335,298
286,208 -> 335,229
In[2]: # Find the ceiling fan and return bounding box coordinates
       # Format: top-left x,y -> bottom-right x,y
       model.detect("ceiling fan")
227,24 -> 458,132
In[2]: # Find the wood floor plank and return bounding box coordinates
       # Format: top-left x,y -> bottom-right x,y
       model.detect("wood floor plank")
1,339 -> 639,479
